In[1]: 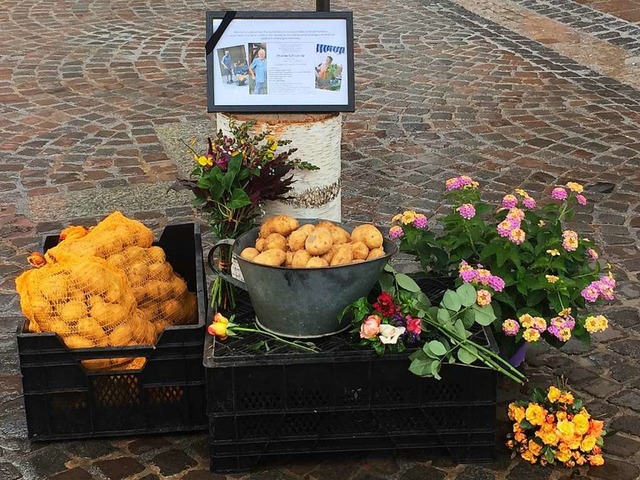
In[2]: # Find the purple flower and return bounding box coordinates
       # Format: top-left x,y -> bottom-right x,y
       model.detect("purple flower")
413,214 -> 428,229
576,194 -> 587,206
564,316 -> 575,330
497,218 -> 518,237
389,226 -> 404,240
487,275 -> 505,292
522,197 -> 537,209
502,194 -> 518,209
457,203 -> 476,220
551,188 -> 568,200
547,325 -> 561,340
581,284 -> 600,303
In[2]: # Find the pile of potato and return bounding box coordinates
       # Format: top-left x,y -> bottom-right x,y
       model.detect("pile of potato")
240,216 -> 386,268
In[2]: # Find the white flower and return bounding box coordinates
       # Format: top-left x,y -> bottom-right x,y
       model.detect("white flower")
378,325 -> 406,344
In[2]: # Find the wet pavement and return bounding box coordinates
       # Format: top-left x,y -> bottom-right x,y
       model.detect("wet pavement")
1,0 -> 639,478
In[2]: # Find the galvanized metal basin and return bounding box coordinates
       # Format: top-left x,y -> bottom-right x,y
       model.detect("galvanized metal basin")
210,222 -> 397,339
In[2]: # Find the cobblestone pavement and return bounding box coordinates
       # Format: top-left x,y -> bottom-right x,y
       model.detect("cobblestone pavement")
1,0 -> 640,479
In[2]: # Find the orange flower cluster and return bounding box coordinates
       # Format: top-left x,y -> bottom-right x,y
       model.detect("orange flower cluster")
506,386 -> 606,468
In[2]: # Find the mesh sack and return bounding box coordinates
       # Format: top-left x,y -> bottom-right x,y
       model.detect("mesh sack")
46,211 -> 154,260
16,251 -> 157,371
106,245 -> 198,335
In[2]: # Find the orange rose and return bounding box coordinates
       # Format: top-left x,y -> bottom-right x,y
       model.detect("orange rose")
589,454 -> 604,466
588,420 -> 604,438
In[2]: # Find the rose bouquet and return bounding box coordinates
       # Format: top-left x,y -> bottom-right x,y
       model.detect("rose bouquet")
389,177 -> 616,357
174,121 -> 317,309
506,385 -> 607,467
342,267 -> 526,383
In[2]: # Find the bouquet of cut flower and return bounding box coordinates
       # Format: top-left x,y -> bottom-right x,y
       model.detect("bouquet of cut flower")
389,177 -> 615,357
506,384 -> 607,467
174,121 -> 317,309
342,267 -> 526,383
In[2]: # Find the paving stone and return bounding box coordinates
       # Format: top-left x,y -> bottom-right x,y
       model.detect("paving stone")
138,475 -> 160,480
609,340 -> 640,360
604,433 -> 640,458
587,457 -> 640,480
127,437 -> 171,455
0,462 -> 22,480
27,448 -> 70,478
578,377 -> 623,399
182,471 -> 227,480
609,389 -> 640,412
47,467 -> 94,480
400,465 -> 447,480
95,458 -> 146,480
150,449 -> 197,477
62,440 -> 118,460
506,462 -> 552,480
457,465 -> 496,480
311,457 -> 362,480
611,415 -> 640,437
608,307 -> 640,328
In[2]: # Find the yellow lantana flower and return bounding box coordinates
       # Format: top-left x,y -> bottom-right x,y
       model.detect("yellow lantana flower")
546,249 -> 560,256
559,307 -> 572,317
400,210 -> 416,225
523,328 -> 540,342
566,182 -> 584,193
546,275 -> 559,284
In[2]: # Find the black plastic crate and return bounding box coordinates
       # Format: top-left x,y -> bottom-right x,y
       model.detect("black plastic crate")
18,223 -> 208,440
205,280 -> 497,473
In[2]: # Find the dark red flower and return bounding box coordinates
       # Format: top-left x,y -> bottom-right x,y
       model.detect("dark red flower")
406,316 -> 422,336
373,292 -> 398,317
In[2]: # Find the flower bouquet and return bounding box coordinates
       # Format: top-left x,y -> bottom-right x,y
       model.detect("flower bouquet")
174,121 -> 317,309
506,385 -> 607,467
389,177 -> 616,358
342,267 -> 526,383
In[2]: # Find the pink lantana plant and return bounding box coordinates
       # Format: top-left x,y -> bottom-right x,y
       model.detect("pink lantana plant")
389,178 -> 616,358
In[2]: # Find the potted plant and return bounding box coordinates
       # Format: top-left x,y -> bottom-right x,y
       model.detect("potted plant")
388,177 -> 615,363
174,121 -> 317,309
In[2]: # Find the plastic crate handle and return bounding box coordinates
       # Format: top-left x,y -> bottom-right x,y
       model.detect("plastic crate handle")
208,239 -> 247,290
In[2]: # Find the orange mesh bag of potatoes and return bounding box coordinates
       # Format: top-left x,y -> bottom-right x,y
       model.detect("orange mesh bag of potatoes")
105,245 -> 198,336
46,211 -> 154,260
15,251 -> 157,371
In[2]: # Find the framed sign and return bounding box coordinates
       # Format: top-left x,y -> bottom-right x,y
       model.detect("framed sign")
205,11 -> 355,113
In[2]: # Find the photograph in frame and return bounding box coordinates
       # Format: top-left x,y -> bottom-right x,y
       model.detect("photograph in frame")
205,11 -> 355,113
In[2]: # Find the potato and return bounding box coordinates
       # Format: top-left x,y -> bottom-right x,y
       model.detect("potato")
351,224 -> 383,249
292,250 -> 312,268
306,257 -> 329,268
252,249 -> 286,267
241,247 -> 260,260
367,247 -> 385,260
351,241 -> 369,260
265,233 -> 287,251
321,244 -> 339,263
328,225 -> 351,245
305,228 -> 333,255
288,229 -> 309,251
330,244 -> 354,266
147,246 -> 166,264
259,215 -> 299,238
64,334 -> 94,349
255,238 -> 266,252
316,221 -> 335,230
297,224 -> 315,236
285,251 -> 294,267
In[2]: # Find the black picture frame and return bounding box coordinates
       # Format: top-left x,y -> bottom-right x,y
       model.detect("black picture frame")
205,11 -> 355,113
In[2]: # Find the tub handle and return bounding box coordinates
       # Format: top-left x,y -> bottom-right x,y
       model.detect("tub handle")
207,239 -> 247,291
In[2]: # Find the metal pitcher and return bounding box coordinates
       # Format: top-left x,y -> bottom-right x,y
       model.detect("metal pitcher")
209,221 -> 398,339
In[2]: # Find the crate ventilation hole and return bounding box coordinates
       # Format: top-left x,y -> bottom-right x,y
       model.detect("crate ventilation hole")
93,375 -> 140,407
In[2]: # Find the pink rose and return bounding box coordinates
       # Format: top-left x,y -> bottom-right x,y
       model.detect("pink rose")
360,314 -> 381,339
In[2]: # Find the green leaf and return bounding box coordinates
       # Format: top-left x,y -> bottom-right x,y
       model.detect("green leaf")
519,418 -> 533,430
544,447 -> 555,464
395,273 -> 421,292
378,273 -> 395,294
442,290 -> 462,311
437,308 -> 450,323
472,304 -> 496,326
532,388 -> 546,403
454,319 -> 467,339
430,361 -> 442,380
409,357 -> 432,377
226,188 -> 251,209
428,340 -> 447,356
456,283 -> 477,307
458,345 -> 477,364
